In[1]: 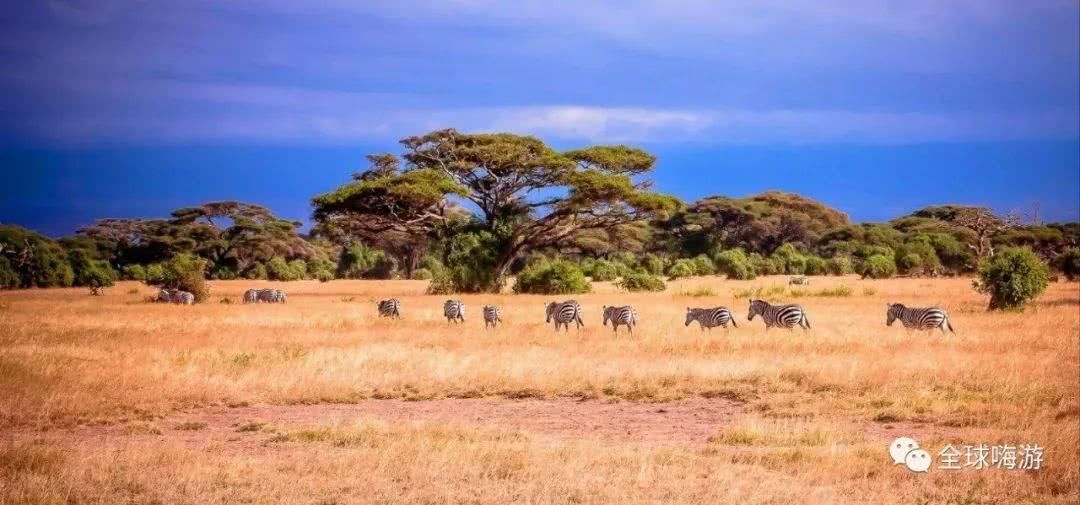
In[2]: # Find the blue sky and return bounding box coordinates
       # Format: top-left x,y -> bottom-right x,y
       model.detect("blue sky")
1,1 -> 1078,236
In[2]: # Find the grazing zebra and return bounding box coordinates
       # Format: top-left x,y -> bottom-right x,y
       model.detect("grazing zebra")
155,288 -> 175,303
602,305 -> 637,335
377,299 -> 401,319
483,305 -> 502,328
272,289 -> 287,304
747,299 -> 810,331
255,288 -> 286,304
789,276 -> 809,286
545,300 -> 583,332
684,307 -> 738,331
174,291 -> 195,305
443,299 -> 465,323
243,289 -> 259,304
886,303 -> 955,334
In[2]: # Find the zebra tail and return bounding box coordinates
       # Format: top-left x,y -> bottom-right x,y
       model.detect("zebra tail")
945,317 -> 955,333
731,318 -> 738,328
803,314 -> 811,329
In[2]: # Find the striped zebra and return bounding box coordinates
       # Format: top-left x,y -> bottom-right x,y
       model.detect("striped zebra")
602,305 -> 637,335
174,291 -> 195,305
684,306 -> 738,331
747,299 -> 810,331
155,288 -> 175,303
545,300 -> 583,332
243,289 -> 259,304
886,303 -> 955,333
443,299 -> 465,324
483,305 -> 501,329
377,299 -> 401,319
255,289 -> 287,304
789,276 -> 809,286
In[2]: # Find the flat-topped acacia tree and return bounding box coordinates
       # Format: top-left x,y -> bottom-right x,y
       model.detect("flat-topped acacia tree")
312,128 -> 681,292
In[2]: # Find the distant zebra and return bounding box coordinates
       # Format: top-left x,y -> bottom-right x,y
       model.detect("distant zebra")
174,291 -> 195,305
886,303 -> 954,334
684,306 -> 738,331
545,300 -> 583,332
443,300 -> 465,323
602,305 -> 637,335
272,289 -> 287,304
378,299 -> 401,319
89,286 -> 104,296
789,276 -> 809,286
243,289 -> 259,304
255,288 -> 286,304
155,288 -> 175,303
483,305 -> 502,329
747,299 -> 810,331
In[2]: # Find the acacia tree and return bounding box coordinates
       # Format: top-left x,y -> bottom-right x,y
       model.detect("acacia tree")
315,129 -> 680,291
953,207 -> 1020,259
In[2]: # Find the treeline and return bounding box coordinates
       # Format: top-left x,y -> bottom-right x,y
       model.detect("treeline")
1,129 -> 1078,294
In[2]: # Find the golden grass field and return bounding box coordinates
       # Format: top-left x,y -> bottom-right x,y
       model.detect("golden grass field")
0,276 -> 1077,504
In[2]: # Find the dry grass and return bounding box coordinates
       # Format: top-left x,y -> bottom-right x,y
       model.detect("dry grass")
0,276 -> 1077,504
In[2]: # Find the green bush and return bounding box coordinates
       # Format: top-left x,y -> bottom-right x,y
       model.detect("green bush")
0,225 -> 74,288
513,259 -> 591,295
825,257 -> 853,276
713,249 -> 756,280
589,260 -> 619,281
640,254 -> 668,276
145,263 -> 166,283
68,249 -> 117,288
749,253 -> 784,276
245,263 -> 268,280
896,240 -> 941,275
211,266 -> 238,280
337,243 -> 398,280
667,259 -> 695,279
1059,247 -> 1080,281
616,271 -> 666,292
860,254 -> 897,279
0,256 -> 19,289
974,247 -> 1049,311
771,243 -> 807,275
123,264 -> 147,281
691,255 -> 716,276
267,256 -> 304,281
896,253 -> 923,275
803,256 -> 827,276
410,268 -> 433,280
314,269 -> 334,282
151,253 -> 209,302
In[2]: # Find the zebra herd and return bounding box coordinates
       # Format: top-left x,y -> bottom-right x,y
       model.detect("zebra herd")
153,290 -> 956,334
243,288 -> 287,304
369,298 -> 956,334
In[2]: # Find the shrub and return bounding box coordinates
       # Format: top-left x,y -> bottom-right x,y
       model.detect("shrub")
713,249 -> 756,280
691,255 -> 716,276
589,260 -> 619,282
860,254 -> 897,279
410,268 -> 433,280
430,231 -> 503,293
616,271 -> 666,292
974,247 -> 1049,311
1059,247 -> 1080,281
151,253 -> 209,302
749,253 -> 784,276
667,259 -> 695,279
896,253 -> 923,275
825,257 -> 853,276
771,243 -> 807,275
0,256 -> 18,289
123,264 -> 147,281
640,254 -> 668,276
211,266 -> 238,280
68,249 -> 117,288
513,259 -> 591,295
267,256 -> 303,281
314,269 -> 334,282
145,263 -> 166,284
337,243 -> 398,280
896,240 -> 941,275
803,256 -> 827,276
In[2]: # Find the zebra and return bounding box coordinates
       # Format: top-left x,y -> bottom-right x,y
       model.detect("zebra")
89,286 -> 104,296
886,303 -> 955,334
789,276 -> 809,286
443,299 -> 465,323
255,289 -> 286,304
243,289 -> 259,304
684,307 -> 738,331
155,288 -> 175,303
602,305 -> 637,335
174,291 -> 195,305
483,305 -> 502,329
272,289 -> 287,304
545,300 -> 583,332
377,299 -> 401,319
747,299 -> 810,331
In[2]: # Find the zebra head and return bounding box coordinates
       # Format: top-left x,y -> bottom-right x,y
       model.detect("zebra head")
602,305 -> 609,326
684,307 -> 697,327
886,303 -> 904,326
545,302 -> 555,323
747,299 -> 765,321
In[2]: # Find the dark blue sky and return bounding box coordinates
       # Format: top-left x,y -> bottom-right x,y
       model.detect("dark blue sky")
1,1 -> 1077,236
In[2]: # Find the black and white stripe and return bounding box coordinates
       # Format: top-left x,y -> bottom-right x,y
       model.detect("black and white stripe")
254,288 -> 286,304
243,289 -> 259,304
443,299 -> 465,323
377,299 -> 401,319
684,306 -> 738,331
886,303 -> 954,333
545,300 -> 583,332
602,305 -> 637,334
747,299 -> 810,330
483,305 -> 501,328
156,288 -> 194,305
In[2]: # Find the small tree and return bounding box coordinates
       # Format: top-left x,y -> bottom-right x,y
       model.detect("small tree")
150,253 -> 209,302
974,247 -> 1049,311
803,256 -> 827,276
667,259 -> 695,279
589,260 -> 619,281
713,249 -> 756,280
860,254 -> 897,279
825,256 -> 853,276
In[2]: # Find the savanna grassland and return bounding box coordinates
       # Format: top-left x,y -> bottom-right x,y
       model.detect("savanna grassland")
1,277 -> 1077,504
